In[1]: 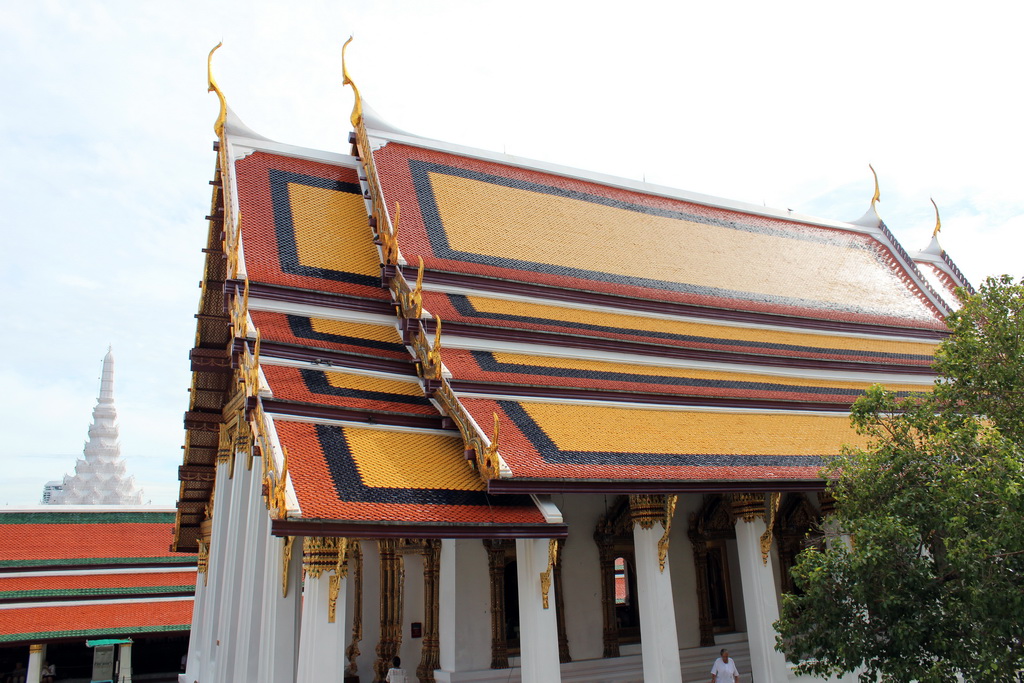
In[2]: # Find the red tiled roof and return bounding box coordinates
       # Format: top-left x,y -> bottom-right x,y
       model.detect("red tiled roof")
0,572 -> 196,594
441,348 -> 928,405
275,419 -> 546,526
0,523 -> 186,566
250,311 -> 411,361
0,600 -> 192,643
423,292 -> 938,368
373,143 -> 945,330
262,365 -> 435,416
459,397 -> 870,483
236,151 -> 388,300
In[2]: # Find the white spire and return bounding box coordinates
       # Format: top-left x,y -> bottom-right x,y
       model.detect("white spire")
49,348 -> 144,505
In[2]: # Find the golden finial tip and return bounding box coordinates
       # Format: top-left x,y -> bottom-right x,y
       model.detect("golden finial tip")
341,36 -> 363,127
207,42 -> 227,137
868,164 -> 880,208
930,197 -> 942,238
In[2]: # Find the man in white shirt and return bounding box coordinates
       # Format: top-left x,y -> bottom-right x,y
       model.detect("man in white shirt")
710,648 -> 740,683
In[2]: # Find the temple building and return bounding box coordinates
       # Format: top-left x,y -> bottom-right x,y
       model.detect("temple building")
174,43 -> 971,683
50,348 -> 145,506
0,508 -> 196,681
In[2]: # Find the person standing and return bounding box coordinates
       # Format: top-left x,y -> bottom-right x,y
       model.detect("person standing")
384,656 -> 407,683
710,648 -> 739,683
39,661 -> 55,683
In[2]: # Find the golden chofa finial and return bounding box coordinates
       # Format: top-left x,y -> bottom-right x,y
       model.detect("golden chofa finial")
208,42 -> 228,138
341,36 -> 363,127
868,164 -> 881,217
930,198 -> 942,238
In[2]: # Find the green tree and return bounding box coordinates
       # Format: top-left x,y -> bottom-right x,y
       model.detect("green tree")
775,275 -> 1024,682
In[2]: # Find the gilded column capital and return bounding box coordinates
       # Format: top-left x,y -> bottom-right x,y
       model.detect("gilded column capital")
730,492 -> 766,523
628,494 -> 666,530
29,644 -> 43,654
302,536 -> 347,579
197,540 -> 209,586
216,422 -> 233,466
817,490 -> 837,516
281,536 -> 295,597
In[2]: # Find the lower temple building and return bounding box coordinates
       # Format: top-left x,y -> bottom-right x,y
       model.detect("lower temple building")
0,508 -> 195,681
174,47 -> 972,683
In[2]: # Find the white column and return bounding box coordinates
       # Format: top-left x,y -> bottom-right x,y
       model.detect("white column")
181,546 -> 209,683
633,523 -> 683,683
734,499 -> 790,683
515,538 -> 561,683
197,458 -> 235,683
437,539 -> 490,675
295,571 -> 348,683
232,462 -> 269,681
27,644 -> 44,683
118,641 -> 133,683
257,535 -> 301,683
213,459 -> 253,682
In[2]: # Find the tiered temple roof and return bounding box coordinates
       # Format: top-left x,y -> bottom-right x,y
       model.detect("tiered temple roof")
0,509 -> 196,644
172,48 -> 972,550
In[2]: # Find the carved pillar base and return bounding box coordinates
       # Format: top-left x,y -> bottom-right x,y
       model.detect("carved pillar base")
417,540 -> 441,683
374,539 -> 404,683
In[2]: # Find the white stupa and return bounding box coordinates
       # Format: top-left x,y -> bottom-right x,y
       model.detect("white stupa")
51,348 -> 144,505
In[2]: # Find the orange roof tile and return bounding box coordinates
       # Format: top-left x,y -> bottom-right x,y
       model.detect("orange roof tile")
373,143 -> 945,330
0,512 -> 194,568
0,600 -> 192,643
459,397 -> 869,483
275,419 -> 546,526
0,571 -> 195,600
236,152 -> 387,300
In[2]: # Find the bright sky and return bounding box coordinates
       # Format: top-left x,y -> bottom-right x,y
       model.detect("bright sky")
1,1 -> 1021,506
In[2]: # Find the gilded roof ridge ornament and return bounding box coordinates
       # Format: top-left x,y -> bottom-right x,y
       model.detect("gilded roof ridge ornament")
342,36 -> 363,127
850,165 -> 883,227
930,197 -> 942,238
207,42 -> 228,138
869,163 -> 881,218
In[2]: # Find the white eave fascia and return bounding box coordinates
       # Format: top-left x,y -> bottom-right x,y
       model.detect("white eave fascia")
530,495 -> 564,524
0,567 -> 197,579
0,506 -> 176,514
911,235 -> 962,281
246,297 -> 399,327
226,132 -> 361,169
364,125 -> 874,236
441,333 -> 936,385
222,107 -> 359,169
0,595 -> 194,610
258,354 -> 422,384
451,391 -> 859,416
419,281 -> 943,344
265,410 -> 455,437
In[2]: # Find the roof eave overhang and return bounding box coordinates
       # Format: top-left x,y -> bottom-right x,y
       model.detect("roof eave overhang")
487,478 -> 827,495
271,518 -> 568,540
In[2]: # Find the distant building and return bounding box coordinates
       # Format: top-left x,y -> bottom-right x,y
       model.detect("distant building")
39,482 -> 62,505
50,348 -> 144,506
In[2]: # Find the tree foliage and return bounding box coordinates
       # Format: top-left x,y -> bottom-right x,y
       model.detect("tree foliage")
775,275 -> 1024,682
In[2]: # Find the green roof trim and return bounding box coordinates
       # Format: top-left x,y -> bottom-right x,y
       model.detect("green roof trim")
0,512 -> 177,525
86,638 -> 132,646
0,623 -> 190,644
0,585 -> 196,600
0,556 -> 196,569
